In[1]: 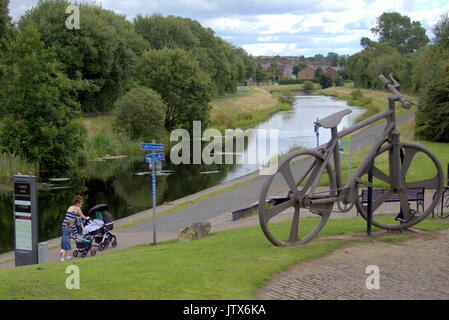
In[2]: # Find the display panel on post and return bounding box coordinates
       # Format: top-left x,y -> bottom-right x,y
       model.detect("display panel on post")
13,175 -> 38,267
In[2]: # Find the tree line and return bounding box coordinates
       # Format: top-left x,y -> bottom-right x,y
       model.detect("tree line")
346,11 -> 449,142
0,0 -> 255,169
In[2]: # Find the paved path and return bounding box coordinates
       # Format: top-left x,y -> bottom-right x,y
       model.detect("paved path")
213,86 -> 249,100
256,227 -> 449,300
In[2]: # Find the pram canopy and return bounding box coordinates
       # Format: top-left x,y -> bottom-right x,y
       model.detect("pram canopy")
84,219 -> 105,233
87,204 -> 108,216
86,203 -> 114,231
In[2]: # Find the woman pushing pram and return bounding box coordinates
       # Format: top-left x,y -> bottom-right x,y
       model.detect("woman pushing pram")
72,204 -> 118,257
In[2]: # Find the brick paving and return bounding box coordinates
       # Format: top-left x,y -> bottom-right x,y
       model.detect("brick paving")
256,228 -> 449,300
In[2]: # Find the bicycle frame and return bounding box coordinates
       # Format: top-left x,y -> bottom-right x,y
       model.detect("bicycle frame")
306,94 -> 402,208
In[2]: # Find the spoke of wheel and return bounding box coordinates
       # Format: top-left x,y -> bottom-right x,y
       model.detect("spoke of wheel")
405,176 -> 440,189
372,189 -> 395,212
401,148 -> 419,179
279,163 -> 299,198
373,166 -> 393,185
288,206 -> 300,243
295,159 -> 316,188
298,160 -> 323,196
265,198 -> 294,222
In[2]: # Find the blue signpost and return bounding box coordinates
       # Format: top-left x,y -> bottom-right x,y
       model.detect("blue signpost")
140,141 -> 165,245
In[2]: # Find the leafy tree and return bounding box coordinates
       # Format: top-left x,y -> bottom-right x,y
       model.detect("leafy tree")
371,12 -> 429,54
0,25 -> 85,169
255,63 -> 268,84
0,0 -> 12,47
360,37 -> 376,49
19,0 -> 148,112
113,87 -> 166,140
432,13 -> 449,48
415,74 -> 449,142
319,73 -> 333,89
137,48 -> 212,132
293,62 -> 307,76
314,66 -> 324,79
134,14 -> 252,96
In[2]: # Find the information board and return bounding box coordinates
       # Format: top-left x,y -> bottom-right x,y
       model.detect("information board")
13,175 -> 38,266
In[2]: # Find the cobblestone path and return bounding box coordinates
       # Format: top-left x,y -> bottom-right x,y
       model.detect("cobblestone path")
256,228 -> 449,299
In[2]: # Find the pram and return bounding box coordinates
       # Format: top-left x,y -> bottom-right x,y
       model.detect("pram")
84,204 -> 118,251
72,233 -> 96,258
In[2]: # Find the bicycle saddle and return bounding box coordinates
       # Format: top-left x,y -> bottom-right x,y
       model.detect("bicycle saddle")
314,109 -> 352,129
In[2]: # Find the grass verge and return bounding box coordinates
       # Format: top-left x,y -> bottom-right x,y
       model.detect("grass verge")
1,215 -> 447,299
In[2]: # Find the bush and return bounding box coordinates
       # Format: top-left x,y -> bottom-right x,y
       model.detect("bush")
279,79 -> 301,85
319,74 -> 333,89
333,74 -> 344,86
137,48 -> 212,132
303,81 -> 314,93
415,77 -> 449,142
113,87 -> 167,140
351,89 -> 363,100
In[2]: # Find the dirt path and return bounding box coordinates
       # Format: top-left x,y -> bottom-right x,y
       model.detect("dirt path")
256,227 -> 449,300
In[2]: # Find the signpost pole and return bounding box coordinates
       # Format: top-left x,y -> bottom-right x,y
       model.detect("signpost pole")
140,140 -> 165,246
152,139 -> 157,246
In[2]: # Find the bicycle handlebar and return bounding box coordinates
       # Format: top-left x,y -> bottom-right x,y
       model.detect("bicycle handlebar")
378,73 -> 412,110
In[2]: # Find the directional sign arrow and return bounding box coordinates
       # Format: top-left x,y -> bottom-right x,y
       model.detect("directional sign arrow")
146,153 -> 165,163
140,143 -> 164,151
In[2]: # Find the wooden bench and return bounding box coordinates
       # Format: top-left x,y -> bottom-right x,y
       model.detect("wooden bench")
359,187 -> 425,214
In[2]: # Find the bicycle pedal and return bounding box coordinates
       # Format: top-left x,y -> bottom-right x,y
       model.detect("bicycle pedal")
394,209 -> 416,223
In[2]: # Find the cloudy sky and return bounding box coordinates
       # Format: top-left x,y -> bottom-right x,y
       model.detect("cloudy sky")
8,0 -> 449,57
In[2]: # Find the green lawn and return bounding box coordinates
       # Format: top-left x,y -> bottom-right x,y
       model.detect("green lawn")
1,215 -> 448,300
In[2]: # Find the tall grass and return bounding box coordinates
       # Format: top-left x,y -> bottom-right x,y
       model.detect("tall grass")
0,152 -> 36,178
210,86 -> 293,132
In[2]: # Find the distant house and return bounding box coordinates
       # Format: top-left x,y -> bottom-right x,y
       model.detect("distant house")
298,67 -> 315,79
307,61 -> 331,70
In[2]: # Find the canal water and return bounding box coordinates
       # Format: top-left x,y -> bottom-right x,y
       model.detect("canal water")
0,95 -> 364,254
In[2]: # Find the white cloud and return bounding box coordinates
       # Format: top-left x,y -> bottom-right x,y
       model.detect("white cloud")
8,0 -> 448,56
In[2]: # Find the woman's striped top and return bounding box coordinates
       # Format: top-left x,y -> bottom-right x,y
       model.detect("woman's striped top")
62,209 -> 79,237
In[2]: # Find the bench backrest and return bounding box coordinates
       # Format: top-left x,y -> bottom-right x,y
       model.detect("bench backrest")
361,187 -> 424,203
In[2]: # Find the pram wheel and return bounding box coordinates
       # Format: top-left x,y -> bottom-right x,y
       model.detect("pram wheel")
91,249 -> 96,256
98,243 -> 105,251
81,252 -> 87,258
111,237 -> 117,247
73,250 -> 79,257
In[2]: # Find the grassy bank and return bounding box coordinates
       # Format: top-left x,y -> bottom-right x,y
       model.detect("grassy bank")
320,86 -> 419,123
1,215 -> 447,299
209,86 -> 292,132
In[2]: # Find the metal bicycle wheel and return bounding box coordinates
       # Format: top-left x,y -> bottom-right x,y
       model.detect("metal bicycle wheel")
355,141 -> 444,230
259,149 -> 337,246
439,189 -> 449,218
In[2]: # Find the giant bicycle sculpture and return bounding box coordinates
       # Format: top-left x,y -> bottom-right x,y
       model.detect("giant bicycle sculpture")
258,74 -> 444,246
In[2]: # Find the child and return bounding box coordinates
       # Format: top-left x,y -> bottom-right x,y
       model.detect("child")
61,219 -> 76,261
